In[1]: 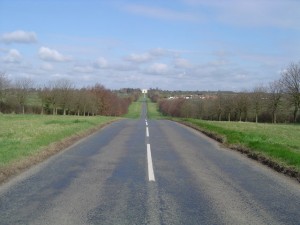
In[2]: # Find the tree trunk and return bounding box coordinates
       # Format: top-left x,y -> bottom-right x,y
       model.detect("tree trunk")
293,106 -> 298,123
245,111 -> 248,122
41,104 -> 44,115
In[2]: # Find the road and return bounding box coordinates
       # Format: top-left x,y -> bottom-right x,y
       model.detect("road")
0,101 -> 300,225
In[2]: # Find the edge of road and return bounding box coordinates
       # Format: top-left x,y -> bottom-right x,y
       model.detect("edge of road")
0,118 -> 123,185
171,119 -> 300,184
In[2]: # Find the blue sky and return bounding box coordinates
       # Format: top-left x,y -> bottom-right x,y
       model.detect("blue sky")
0,0 -> 299,90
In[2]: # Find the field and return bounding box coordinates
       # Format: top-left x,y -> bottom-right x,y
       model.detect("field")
178,118 -> 300,172
0,115 -> 117,167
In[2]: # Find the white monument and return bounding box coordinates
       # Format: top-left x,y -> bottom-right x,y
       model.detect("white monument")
142,89 -> 148,98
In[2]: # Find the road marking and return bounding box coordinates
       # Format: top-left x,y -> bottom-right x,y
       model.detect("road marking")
147,144 -> 155,181
146,121 -> 148,126
146,127 -> 149,137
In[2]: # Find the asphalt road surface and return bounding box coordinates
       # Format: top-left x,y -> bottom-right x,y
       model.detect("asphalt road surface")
0,101 -> 300,225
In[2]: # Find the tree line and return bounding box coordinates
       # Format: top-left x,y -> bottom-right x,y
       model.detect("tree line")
150,62 -> 300,123
0,74 -> 140,116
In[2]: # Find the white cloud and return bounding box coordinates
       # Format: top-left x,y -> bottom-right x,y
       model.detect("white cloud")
112,63 -> 137,71
93,57 -> 109,69
3,49 -> 22,63
40,62 -> 54,71
183,0 -> 300,29
50,73 -> 71,80
124,48 -> 173,64
234,74 -> 247,80
149,48 -> 168,57
146,63 -> 170,75
38,47 -> 72,62
73,65 -> 94,73
1,30 -> 37,44
174,58 -> 192,68
124,4 -> 201,22
125,53 -> 153,63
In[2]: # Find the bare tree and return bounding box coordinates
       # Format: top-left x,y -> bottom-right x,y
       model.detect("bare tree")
47,79 -> 74,115
38,86 -> 52,115
90,84 -> 107,115
281,62 -> 300,122
223,95 -> 234,122
181,100 -> 198,118
235,92 -> 250,122
70,88 -> 91,116
0,72 -> 10,113
252,85 -> 266,123
56,79 -> 74,115
216,92 -> 224,121
15,77 -> 34,114
81,89 -> 95,116
268,80 -> 283,123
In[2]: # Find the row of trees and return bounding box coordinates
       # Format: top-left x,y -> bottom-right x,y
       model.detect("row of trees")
0,73 -> 140,116
151,62 -> 300,123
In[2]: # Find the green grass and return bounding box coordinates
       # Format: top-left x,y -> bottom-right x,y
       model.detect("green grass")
0,114 -> 117,166
124,97 -> 164,119
124,98 -> 143,119
179,118 -> 300,171
147,100 -> 164,119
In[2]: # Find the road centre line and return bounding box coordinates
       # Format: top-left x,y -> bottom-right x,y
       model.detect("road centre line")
145,119 -> 155,182
147,144 -> 155,181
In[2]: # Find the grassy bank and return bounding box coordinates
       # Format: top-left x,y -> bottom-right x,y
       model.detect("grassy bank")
177,118 -> 300,173
124,98 -> 143,119
124,97 -> 163,119
147,100 -> 163,119
0,115 -> 117,167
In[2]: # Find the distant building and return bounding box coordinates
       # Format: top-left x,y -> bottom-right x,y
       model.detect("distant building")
142,89 -> 147,98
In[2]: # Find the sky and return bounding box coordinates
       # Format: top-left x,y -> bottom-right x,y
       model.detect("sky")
0,0 -> 299,91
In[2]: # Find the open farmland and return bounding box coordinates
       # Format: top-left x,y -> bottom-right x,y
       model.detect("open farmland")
0,115 -> 117,167
179,118 -> 300,172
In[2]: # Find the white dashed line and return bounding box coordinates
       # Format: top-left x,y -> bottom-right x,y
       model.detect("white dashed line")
145,118 -> 155,182
147,144 -> 155,181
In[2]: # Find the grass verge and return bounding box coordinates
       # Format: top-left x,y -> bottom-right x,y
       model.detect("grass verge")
146,100 -> 164,119
0,114 -> 119,184
175,118 -> 300,182
124,97 -> 164,119
124,98 -> 143,119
